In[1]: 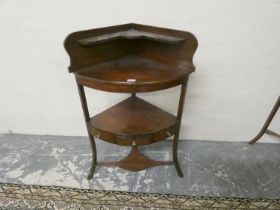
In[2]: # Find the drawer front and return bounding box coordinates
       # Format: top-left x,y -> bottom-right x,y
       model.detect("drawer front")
152,126 -> 177,143
116,134 -> 152,146
90,126 -> 178,146
91,127 -> 116,144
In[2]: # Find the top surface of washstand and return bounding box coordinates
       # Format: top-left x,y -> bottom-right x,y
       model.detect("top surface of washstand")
64,23 -> 198,92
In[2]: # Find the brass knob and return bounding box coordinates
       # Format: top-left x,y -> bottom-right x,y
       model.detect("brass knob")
132,141 -> 136,146
127,78 -> 136,83
166,131 -> 171,137
95,133 -> 101,138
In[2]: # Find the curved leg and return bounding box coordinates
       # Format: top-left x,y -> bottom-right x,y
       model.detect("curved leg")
87,134 -> 97,180
76,78 -> 98,179
172,78 -> 188,178
249,96 -> 280,144
173,132 -> 183,177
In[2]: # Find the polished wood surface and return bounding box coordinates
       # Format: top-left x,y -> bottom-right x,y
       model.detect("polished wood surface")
76,55 -> 190,93
65,24 -> 198,179
78,29 -> 185,45
65,23 -> 198,93
97,144 -> 174,172
89,96 -> 178,146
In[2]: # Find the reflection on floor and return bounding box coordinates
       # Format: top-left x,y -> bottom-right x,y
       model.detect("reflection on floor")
0,134 -> 279,198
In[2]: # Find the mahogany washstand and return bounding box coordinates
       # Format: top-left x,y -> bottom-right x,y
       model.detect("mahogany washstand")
64,23 -> 198,179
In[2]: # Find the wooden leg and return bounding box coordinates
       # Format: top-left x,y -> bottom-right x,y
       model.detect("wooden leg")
87,134 -> 97,180
173,132 -> 183,177
76,78 -> 97,179
265,130 -> 280,139
249,96 -> 280,144
173,78 -> 188,177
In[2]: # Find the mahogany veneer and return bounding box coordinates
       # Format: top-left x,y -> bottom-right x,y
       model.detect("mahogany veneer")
76,55 -> 193,92
89,96 -> 178,146
64,23 -> 198,179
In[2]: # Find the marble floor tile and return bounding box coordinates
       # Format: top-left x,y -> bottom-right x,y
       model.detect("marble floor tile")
0,134 -> 279,198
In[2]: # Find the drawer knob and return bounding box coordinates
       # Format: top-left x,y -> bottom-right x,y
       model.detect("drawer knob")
95,133 -> 101,138
166,131 -> 172,137
132,141 -> 136,146
127,78 -> 136,83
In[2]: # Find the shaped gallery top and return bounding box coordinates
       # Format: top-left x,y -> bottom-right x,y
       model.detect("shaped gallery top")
64,23 -> 198,92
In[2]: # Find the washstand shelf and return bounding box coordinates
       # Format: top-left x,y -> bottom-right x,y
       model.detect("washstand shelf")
64,23 -> 198,179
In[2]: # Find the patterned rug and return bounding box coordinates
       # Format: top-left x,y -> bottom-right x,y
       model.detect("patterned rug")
0,183 -> 279,210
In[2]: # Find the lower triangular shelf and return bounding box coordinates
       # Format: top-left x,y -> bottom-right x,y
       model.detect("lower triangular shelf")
89,96 -> 178,146
97,145 -> 174,172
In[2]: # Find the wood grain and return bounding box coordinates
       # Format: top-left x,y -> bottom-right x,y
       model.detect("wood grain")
65,24 -> 198,178
89,96 -> 178,146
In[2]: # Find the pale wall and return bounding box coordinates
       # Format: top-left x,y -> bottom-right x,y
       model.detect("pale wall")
0,0 -> 279,142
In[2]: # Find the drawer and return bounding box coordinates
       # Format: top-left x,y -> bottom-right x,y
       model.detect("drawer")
90,126 -> 178,146
91,127 -> 116,144
152,126 -> 177,143
116,134 -> 152,146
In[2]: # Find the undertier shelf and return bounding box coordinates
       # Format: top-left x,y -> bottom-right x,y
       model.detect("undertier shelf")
88,96 -> 178,146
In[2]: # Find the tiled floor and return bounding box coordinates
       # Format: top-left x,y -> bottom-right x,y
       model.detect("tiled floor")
0,134 -> 279,198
